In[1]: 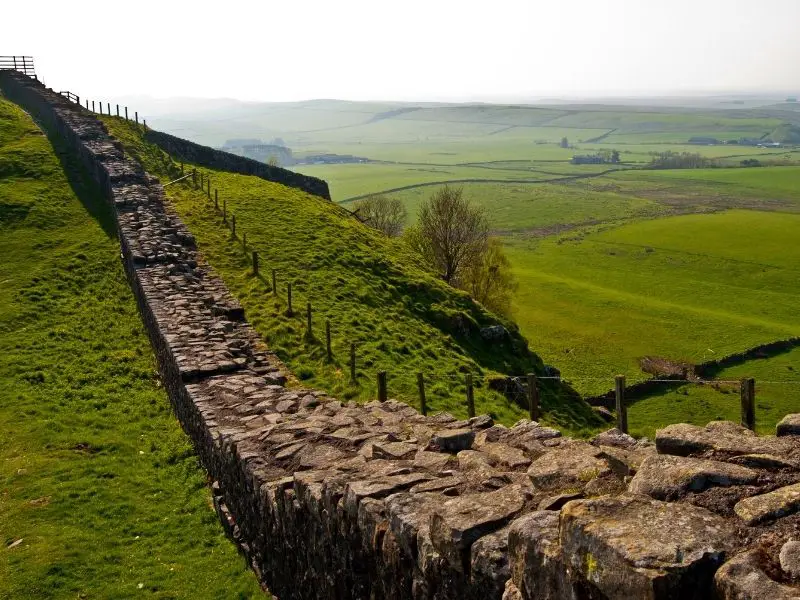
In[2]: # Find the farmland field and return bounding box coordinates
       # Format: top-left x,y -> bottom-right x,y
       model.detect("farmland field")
147,97 -> 800,433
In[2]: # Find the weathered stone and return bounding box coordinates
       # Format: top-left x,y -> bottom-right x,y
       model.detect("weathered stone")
778,415 -> 800,437
656,421 -> 798,458
372,441 -> 418,461
629,455 -> 759,500
481,442 -> 531,470
591,427 -> 638,449
560,494 -> 736,600
507,511 -> 569,600
715,549 -> 800,599
343,473 -> 431,516
470,527 -> 510,598
385,492 -> 438,559
413,450 -> 456,472
598,445 -> 654,477
468,414 -> 494,429
781,541 -> 800,578
527,443 -> 609,493
430,429 -> 475,453
734,482 -> 800,525
537,492 -> 583,511
430,485 -> 530,572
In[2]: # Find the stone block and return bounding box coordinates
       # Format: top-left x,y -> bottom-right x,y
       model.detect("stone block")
629,455 -> 759,500
560,494 -> 736,599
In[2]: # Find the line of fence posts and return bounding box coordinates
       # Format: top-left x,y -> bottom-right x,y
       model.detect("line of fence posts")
177,167 -> 769,433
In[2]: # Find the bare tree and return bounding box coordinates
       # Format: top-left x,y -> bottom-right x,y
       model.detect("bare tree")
413,186 -> 488,284
353,194 -> 407,237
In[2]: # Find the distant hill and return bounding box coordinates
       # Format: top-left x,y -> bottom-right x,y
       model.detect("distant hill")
768,123 -> 800,144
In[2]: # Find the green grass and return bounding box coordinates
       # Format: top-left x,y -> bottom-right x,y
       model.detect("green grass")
0,97 -> 264,597
101,116 -> 600,434
505,210 -> 800,399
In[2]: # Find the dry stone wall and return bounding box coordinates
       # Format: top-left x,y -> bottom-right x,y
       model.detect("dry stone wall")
143,128 -> 331,200
4,70 -> 800,600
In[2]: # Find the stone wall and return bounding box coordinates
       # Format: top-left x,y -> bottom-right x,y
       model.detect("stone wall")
144,128 -> 330,200
3,70 -> 800,600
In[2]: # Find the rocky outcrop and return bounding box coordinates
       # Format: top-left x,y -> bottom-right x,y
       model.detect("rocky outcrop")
4,70 -> 800,599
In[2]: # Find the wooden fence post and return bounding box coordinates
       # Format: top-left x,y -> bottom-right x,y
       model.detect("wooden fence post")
740,378 -> 756,431
180,162 -> 184,175
223,198 -> 227,222
528,373 -> 539,421
466,373 -> 475,417
350,342 -> 356,383
287,282 -> 293,316
192,169 -> 197,188
377,371 -> 388,402
271,269 -> 277,294
125,106 -> 128,120
85,99 -> 89,110
116,104 -> 119,117
200,172 -> 204,189
135,111 -> 138,124
207,178 -> 211,198
107,102 -> 111,115
143,119 -> 147,131
252,251 -> 259,276
325,320 -> 332,360
92,100 -> 95,112
417,373 -> 427,416
306,301 -> 312,333
214,189 -> 218,208
615,375 -> 628,434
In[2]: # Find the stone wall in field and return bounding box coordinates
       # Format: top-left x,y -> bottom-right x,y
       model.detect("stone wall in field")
144,128 -> 331,200
4,69 -> 800,600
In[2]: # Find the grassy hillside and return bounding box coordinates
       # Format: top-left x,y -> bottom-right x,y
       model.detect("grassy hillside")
101,116 -> 599,433
0,97 -> 264,597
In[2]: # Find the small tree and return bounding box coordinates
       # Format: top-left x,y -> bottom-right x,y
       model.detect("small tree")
611,149 -> 620,163
461,238 -> 516,316
413,186 -> 488,284
560,137 -> 569,149
353,194 -> 407,237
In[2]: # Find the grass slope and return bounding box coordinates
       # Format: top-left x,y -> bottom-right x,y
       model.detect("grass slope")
101,116 -> 600,434
0,96 -> 263,598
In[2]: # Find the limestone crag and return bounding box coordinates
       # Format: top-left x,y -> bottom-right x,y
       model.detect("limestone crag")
4,70 -> 800,599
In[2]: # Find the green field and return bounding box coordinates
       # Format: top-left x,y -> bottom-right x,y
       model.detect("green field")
506,210 -> 800,395
0,97 -> 263,597
143,96 -> 800,434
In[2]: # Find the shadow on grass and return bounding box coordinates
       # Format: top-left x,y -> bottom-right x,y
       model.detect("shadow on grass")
44,128 -> 119,239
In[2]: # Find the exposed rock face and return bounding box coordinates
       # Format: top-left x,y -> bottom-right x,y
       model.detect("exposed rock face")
4,70 -> 800,599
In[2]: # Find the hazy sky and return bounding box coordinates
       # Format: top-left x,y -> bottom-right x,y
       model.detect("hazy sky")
6,0 -> 799,102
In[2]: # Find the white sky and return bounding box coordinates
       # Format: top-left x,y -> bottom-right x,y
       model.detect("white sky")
5,0 -> 799,102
